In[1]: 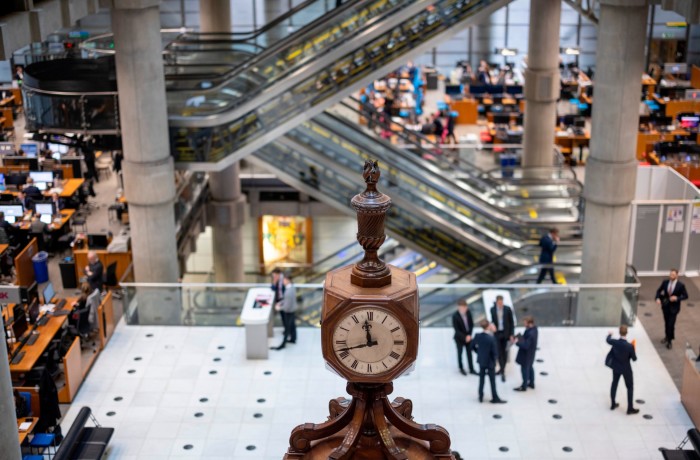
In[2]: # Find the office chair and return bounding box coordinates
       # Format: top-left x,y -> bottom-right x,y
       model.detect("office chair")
18,391 -> 32,416
104,261 -> 118,288
71,211 -> 88,233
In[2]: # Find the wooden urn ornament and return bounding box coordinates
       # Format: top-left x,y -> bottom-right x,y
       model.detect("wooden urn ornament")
284,161 -> 455,460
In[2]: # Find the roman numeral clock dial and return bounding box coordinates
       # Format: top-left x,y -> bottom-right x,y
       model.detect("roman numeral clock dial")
332,307 -> 407,375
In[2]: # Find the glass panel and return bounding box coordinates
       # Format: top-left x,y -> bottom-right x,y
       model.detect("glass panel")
121,282 -> 640,328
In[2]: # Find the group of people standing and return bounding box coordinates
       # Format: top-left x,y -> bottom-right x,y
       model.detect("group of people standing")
452,296 -> 537,403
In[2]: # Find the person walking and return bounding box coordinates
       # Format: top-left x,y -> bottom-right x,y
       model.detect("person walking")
655,269 -> 688,349
514,316 -> 538,391
606,325 -> 639,414
452,299 -> 476,376
536,228 -> 559,284
273,276 -> 297,350
490,295 -> 515,382
471,320 -> 506,404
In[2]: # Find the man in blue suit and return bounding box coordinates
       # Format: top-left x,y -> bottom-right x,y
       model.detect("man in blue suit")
471,320 -> 506,404
536,228 -> 559,284
514,316 -> 538,391
655,269 -> 689,349
607,325 -> 639,415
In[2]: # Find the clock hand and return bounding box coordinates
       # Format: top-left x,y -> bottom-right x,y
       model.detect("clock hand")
336,341 -> 378,352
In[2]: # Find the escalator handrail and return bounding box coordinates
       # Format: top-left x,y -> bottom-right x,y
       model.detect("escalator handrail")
164,0 -> 407,93
308,113 -> 580,238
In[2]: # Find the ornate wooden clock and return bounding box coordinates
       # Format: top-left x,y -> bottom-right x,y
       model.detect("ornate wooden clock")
284,161 -> 455,459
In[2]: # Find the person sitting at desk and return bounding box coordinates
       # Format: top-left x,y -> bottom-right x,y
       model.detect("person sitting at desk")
22,178 -> 42,200
17,191 -> 35,214
478,60 -> 493,85
84,251 -> 104,292
50,192 -> 65,212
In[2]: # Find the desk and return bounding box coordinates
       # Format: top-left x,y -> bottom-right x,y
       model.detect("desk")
0,95 -> 15,107
681,353 -> 700,428
73,247 -> 132,284
9,303 -> 70,374
554,130 -> 590,163
57,178 -> 84,199
0,243 -> 8,255
15,209 -> 75,233
636,129 -> 691,160
18,416 -> 38,444
449,99 -> 478,124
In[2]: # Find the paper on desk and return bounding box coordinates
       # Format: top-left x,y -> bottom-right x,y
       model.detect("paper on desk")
39,305 -> 55,314
18,422 -> 32,431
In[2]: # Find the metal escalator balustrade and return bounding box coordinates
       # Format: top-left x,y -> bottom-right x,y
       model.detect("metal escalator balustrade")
310,111 -> 582,230
252,141 -> 507,273
169,0 -> 511,169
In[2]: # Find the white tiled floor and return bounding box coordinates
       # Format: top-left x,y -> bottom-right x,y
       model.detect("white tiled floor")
60,321 -> 694,460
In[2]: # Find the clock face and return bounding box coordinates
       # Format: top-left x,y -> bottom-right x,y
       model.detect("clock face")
332,307 -> 408,376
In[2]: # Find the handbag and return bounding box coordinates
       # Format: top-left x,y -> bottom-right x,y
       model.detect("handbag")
605,349 -> 614,369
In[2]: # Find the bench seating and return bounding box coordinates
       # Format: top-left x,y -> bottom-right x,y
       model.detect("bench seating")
55,407 -> 114,460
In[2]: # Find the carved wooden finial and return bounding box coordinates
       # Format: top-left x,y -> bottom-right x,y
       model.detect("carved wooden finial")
350,160 -> 392,287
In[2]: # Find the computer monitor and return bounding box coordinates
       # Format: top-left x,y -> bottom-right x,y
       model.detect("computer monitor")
29,171 -> 53,183
19,143 -> 39,158
47,143 -> 69,154
573,117 -> 586,128
39,214 -> 52,224
28,299 -> 40,324
0,204 -> 24,218
0,143 -> 14,154
664,63 -> 688,75
11,305 -> 28,340
5,216 -> 16,224
468,85 -> 487,96
0,173 -> 4,186
35,182 -> 48,191
35,202 -> 54,216
88,233 -> 110,249
680,115 -> 700,129
5,174 -> 27,187
488,85 -> 505,95
445,84 -> 463,96
506,85 -> 523,96
493,113 -> 512,125
42,282 -> 55,305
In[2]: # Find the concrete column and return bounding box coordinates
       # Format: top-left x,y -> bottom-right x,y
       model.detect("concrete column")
199,0 -> 231,33
199,0 -> 246,283
111,0 -> 179,285
578,0 -> 648,326
0,339 -> 21,460
522,0 -> 561,169
209,164 -> 246,282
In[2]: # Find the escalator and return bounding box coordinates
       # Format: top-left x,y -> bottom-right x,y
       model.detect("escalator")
29,0 -> 509,169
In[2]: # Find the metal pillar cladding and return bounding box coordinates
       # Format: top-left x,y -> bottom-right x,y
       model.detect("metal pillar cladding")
522,0 -> 561,170
199,0 -> 232,33
0,338 -> 21,460
578,0 -> 648,326
199,0 -> 246,283
110,0 -> 179,285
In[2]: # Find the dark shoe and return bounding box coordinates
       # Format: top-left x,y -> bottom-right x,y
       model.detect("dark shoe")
627,408 -> 639,415
496,369 -> 503,375
661,338 -> 668,344
667,341 -> 672,349
271,344 -> 285,350
478,395 -> 483,403
528,383 -> 535,389
490,399 -> 507,404
514,386 -> 526,392
459,369 -> 467,376
610,402 -> 619,410
470,370 -> 478,375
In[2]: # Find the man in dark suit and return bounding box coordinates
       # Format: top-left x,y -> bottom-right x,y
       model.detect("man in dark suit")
655,269 -> 689,349
471,320 -> 506,404
452,299 -> 476,376
18,190 -> 35,214
514,316 -> 538,391
490,295 -> 515,382
84,251 -> 104,292
536,228 -> 559,283
607,325 -> 639,414
22,178 -> 42,200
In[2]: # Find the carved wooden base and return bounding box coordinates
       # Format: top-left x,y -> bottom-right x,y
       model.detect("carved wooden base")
284,383 -> 455,460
